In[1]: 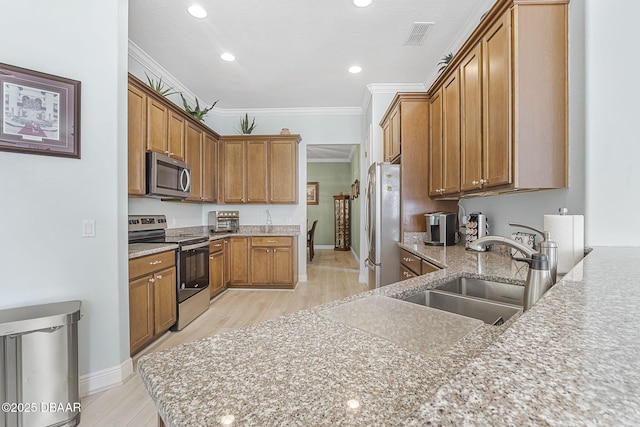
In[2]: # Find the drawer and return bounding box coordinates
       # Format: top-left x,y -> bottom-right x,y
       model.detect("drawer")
129,250 -> 175,279
399,249 -> 421,275
400,265 -> 417,281
421,260 -> 439,274
209,240 -> 225,254
251,236 -> 292,247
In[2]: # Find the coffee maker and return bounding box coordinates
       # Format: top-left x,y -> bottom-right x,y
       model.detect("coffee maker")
424,212 -> 457,246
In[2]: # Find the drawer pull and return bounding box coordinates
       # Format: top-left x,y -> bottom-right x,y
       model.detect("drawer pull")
156,275 -> 163,280
403,257 -> 414,262
149,260 -> 162,265
214,243 -> 222,247
267,240 -> 276,243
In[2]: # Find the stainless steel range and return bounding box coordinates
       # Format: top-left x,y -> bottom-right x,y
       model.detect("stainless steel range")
128,215 -> 210,330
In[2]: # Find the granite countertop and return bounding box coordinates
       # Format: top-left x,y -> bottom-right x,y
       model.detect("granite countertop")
137,245 -> 640,426
128,225 -> 300,259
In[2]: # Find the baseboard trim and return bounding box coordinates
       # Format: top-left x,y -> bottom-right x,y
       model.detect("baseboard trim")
80,357 -> 134,397
359,274 -> 367,284
298,274 -> 308,282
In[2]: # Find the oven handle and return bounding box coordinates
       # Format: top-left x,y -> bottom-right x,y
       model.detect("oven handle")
181,240 -> 210,251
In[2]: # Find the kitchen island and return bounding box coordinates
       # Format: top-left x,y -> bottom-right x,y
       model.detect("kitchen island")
137,245 -> 640,426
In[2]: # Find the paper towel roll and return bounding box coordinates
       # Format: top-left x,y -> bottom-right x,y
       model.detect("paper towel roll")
544,213 -> 584,274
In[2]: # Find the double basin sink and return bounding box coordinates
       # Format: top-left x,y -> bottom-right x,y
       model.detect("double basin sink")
401,277 -> 524,326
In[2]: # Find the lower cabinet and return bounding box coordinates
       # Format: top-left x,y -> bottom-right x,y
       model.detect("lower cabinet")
129,251 -> 177,356
228,236 -> 249,285
228,235 -> 297,289
399,248 -> 440,281
209,240 -> 226,299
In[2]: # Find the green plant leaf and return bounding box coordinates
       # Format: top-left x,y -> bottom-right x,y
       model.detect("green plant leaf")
236,113 -> 257,134
180,93 -> 218,121
144,72 -> 178,97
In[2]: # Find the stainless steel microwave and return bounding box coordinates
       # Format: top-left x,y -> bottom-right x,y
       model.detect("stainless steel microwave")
146,151 -> 191,199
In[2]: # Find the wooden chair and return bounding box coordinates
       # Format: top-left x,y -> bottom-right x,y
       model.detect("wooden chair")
307,220 -> 318,261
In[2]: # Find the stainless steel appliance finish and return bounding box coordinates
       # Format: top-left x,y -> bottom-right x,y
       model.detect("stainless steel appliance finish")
424,212 -> 457,246
509,222 -> 558,284
1,301 -> 81,427
365,162 -> 401,289
465,212 -> 488,247
514,253 -> 553,311
402,290 -> 520,325
146,151 -> 191,199
128,215 -> 209,331
208,210 -> 240,233
435,277 -> 524,306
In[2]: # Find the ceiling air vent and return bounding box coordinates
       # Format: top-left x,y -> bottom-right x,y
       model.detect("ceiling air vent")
404,22 -> 434,46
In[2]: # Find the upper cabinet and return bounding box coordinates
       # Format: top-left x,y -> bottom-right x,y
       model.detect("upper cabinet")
429,0 -> 569,198
218,135 -> 301,204
429,70 -> 461,197
127,73 -> 220,199
380,93 -> 459,233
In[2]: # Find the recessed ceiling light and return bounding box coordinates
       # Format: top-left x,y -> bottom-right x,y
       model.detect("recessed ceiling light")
348,65 -> 362,74
353,0 -> 373,7
220,52 -> 236,62
187,4 -> 207,18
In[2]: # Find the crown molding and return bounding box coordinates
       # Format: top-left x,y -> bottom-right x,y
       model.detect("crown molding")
214,106 -> 363,117
361,83 -> 427,111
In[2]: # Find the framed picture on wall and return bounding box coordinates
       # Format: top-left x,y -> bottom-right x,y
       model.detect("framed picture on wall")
307,182 -> 319,205
0,62 -> 81,159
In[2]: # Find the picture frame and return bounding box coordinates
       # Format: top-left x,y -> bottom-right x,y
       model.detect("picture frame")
306,182 -> 319,205
0,63 -> 81,159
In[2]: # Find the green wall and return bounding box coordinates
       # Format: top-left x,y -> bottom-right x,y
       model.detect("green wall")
307,163 -> 352,246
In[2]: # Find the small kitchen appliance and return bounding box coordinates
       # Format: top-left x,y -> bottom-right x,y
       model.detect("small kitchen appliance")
208,210 -> 240,233
424,212 -> 457,246
128,215 -> 209,330
465,212 -> 488,247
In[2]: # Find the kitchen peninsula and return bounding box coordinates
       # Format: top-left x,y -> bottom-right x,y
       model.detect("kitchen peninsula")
137,245 -> 640,426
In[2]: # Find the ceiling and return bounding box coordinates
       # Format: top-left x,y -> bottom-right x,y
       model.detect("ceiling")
128,0 -> 497,111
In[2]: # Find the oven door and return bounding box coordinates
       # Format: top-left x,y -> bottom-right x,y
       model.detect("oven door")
178,241 -> 209,302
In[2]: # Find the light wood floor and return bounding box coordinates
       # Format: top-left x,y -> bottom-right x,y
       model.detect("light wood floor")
80,249 -> 367,427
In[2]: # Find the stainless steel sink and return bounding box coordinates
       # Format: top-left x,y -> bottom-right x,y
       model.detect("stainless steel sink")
402,290 -> 521,325
435,277 -> 524,306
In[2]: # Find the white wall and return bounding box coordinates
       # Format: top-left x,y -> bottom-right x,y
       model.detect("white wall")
584,0 -> 640,245
0,0 -> 129,384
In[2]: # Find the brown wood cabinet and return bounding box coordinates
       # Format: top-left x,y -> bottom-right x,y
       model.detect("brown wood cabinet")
380,93 -> 459,233
429,71 -> 461,197
428,0 -> 568,197
128,250 -> 177,356
248,236 -> 296,288
127,83 -> 146,196
228,236 -> 249,285
127,73 -> 221,199
209,241 -> 225,299
382,107 -> 401,163
399,248 -> 440,281
218,135 -> 301,204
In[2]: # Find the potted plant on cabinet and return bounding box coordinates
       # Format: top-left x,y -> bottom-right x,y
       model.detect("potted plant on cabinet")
180,93 -> 217,122
236,113 -> 257,134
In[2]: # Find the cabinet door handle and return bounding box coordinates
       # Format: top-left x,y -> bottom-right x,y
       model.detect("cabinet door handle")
472,180 -> 479,186
480,178 -> 488,185
209,256 -> 214,259
148,278 -> 155,283
149,260 -> 162,265
157,275 -> 163,280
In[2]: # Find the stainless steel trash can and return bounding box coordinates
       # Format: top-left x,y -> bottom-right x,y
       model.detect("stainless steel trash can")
0,301 -> 81,427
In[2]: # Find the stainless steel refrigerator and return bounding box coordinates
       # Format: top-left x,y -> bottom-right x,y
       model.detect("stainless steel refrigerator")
365,162 -> 401,289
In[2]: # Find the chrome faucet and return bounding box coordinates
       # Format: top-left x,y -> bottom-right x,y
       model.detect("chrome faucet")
467,235 -> 553,311
466,235 -> 535,258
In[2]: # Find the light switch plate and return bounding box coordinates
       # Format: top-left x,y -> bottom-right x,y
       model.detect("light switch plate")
82,219 -> 96,237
